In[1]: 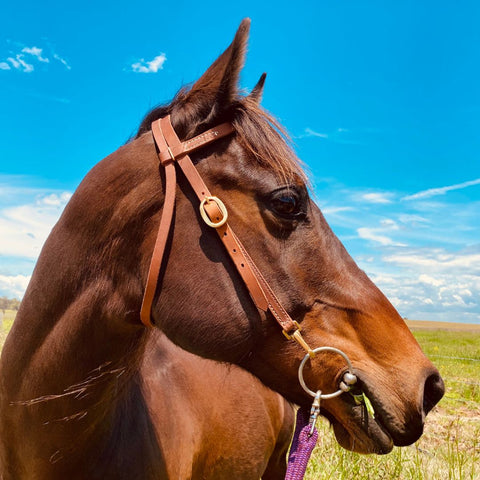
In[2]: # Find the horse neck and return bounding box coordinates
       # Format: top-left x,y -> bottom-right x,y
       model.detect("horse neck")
1,135 -> 159,439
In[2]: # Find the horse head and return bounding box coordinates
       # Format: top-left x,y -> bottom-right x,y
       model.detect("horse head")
50,19 -> 444,455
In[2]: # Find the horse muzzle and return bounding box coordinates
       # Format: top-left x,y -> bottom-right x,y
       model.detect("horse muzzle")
324,366 -> 445,454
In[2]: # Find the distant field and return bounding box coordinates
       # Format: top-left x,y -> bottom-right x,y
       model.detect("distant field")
1,313 -> 479,479
406,319 -> 480,332
0,310 -> 15,349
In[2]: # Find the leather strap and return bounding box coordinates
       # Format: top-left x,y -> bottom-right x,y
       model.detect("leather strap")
158,123 -> 235,164
141,115 -> 297,335
140,121 -> 177,327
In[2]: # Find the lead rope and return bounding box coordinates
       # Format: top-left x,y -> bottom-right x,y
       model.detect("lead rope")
285,347 -> 373,480
285,404 -> 319,480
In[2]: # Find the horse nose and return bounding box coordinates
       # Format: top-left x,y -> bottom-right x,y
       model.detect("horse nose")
422,370 -> 445,416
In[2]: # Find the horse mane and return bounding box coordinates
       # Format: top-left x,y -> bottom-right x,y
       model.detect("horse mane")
135,89 -> 308,185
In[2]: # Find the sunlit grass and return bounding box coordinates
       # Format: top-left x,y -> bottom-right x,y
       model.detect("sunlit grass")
1,314 -> 479,479
0,309 -> 15,348
304,330 -> 480,480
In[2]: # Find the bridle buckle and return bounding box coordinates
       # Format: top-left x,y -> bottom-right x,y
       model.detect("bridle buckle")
199,196 -> 229,228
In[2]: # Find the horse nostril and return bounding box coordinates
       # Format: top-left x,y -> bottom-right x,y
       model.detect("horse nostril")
423,372 -> 445,415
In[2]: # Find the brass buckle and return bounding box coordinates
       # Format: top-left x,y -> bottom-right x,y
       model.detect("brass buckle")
199,196 -> 228,228
283,321 -> 316,358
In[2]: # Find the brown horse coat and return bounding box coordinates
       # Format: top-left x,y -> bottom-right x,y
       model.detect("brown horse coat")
1,328 -> 293,479
0,18 -> 444,480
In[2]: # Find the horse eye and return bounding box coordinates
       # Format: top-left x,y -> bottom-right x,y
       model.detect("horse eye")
269,189 -> 304,219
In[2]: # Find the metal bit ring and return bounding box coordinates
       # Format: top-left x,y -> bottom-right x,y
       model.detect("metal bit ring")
298,346 -> 355,399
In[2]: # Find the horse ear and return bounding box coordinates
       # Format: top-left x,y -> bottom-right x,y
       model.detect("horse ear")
172,18 -> 250,136
248,73 -> 266,104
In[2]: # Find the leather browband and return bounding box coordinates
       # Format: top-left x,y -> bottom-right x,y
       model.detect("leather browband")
141,115 -> 303,343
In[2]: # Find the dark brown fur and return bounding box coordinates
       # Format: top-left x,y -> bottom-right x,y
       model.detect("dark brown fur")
0,18 -> 443,479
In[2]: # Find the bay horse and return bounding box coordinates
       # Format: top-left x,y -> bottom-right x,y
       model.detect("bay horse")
0,19 -> 444,479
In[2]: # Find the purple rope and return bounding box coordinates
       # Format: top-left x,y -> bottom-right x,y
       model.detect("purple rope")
285,407 -> 319,480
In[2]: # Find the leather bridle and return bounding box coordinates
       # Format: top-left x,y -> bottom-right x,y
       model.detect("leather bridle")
140,115 -> 314,356
140,118 -> 365,468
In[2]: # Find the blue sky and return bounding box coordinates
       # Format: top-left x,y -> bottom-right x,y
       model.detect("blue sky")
0,1 -> 479,323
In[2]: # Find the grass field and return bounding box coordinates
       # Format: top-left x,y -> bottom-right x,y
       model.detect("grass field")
1,312 -> 479,479
0,310 -> 15,349
305,324 -> 480,480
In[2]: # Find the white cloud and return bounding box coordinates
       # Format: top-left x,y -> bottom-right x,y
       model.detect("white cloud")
357,227 -> 397,246
314,178 -> 480,323
398,214 -> 429,225
369,247 -> 480,320
402,178 -> 480,201
0,192 -> 71,259
6,56 -> 20,69
0,275 -> 31,299
356,218 -> 405,246
1,44 -> 71,73
383,251 -> 480,272
380,218 -> 398,228
40,192 -> 72,206
7,55 -> 34,72
321,206 -> 355,215
53,53 -> 71,70
418,274 -> 443,287
302,128 -> 329,139
298,126 -> 371,145
360,192 -> 394,204
22,46 -> 49,63
131,53 -> 167,73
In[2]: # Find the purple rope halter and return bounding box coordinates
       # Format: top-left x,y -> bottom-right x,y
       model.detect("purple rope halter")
285,407 -> 318,480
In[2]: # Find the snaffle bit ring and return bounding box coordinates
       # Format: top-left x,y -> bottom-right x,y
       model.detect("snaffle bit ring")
298,346 -> 355,399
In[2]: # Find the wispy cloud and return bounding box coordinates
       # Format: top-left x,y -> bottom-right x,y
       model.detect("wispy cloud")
53,53 -> 71,70
0,190 -> 71,260
0,44 -> 71,73
22,46 -> 49,63
300,128 -> 329,139
131,53 -> 167,73
402,178 -> 480,201
6,55 -> 34,72
315,177 -> 480,322
0,274 -> 31,299
370,246 -> 480,321
357,227 -> 396,246
298,126 -> 371,145
383,250 -> 480,272
322,206 -> 355,215
357,226 -> 406,247
359,192 -> 394,204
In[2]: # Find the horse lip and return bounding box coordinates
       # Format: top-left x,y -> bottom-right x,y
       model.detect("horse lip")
323,399 -> 394,454
327,375 -> 397,453
343,374 -> 421,448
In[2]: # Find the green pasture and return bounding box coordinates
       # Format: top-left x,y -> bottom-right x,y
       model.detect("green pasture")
305,329 -> 480,480
1,313 -> 479,479
0,310 -> 15,348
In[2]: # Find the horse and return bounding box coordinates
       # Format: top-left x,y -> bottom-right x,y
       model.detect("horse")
0,18 -> 444,479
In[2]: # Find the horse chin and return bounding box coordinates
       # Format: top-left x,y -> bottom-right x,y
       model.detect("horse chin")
325,408 -> 394,455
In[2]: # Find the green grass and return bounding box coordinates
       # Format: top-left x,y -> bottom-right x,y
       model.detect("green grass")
415,330 -> 480,406
1,315 -> 479,479
305,330 -> 480,480
0,309 -> 15,348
